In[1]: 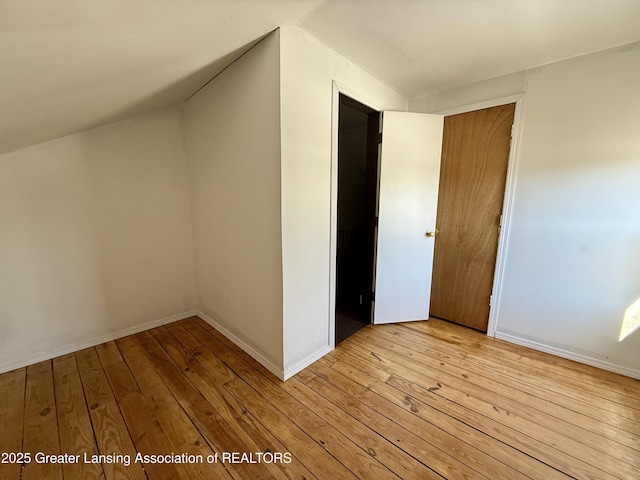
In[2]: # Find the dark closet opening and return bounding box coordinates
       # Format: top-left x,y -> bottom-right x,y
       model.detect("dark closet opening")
336,94 -> 380,345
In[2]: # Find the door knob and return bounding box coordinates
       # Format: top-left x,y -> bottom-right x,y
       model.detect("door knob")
425,229 -> 438,238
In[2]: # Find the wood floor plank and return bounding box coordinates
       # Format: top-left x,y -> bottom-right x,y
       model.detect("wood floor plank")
159,324 -> 317,480
352,330 -> 640,472
281,377 -> 443,480
173,326 -> 400,480
309,359 -> 534,480
114,334 -> 233,480
124,331 -> 278,480
467,349 -> 640,409
3,314 -> 637,480
464,351 -> 640,431
386,321 -> 640,401
408,319 -> 640,393
95,340 -> 125,368
148,325 -> 315,480
305,370 -> 486,480
349,328 -> 640,471
434,318 -> 640,384
223,377 -> 359,480
189,316 -> 561,478
178,320 -> 364,479
21,361 -> 62,480
373,325 -> 640,449
189,318 -> 278,376
326,356 -> 570,480
338,336 -> 624,480
330,344 -> 572,462
462,342 -> 640,401
292,369 -> 317,385
52,354 -> 104,480
0,368 -> 26,480
102,356 -> 185,480
448,336 -> 640,408
165,322 -> 237,384
75,347 -> 147,480
387,321 -> 640,413
368,325 -> 640,425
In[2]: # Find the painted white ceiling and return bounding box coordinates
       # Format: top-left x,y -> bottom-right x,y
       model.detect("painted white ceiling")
2,0 -> 640,154
301,0 -> 640,97
0,0 -> 327,154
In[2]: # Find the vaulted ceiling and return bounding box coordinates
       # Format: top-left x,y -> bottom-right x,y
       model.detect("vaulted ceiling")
2,0 -> 639,154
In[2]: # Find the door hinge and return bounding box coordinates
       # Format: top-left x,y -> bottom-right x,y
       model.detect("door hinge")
498,214 -> 503,234
510,124 -> 515,138
489,295 -> 493,306
377,132 -> 383,144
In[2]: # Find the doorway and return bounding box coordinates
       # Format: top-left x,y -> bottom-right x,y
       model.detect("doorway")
430,103 -> 516,332
335,94 -> 380,345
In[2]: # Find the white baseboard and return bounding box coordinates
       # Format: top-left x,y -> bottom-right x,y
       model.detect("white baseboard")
283,345 -> 332,381
0,310 -> 197,375
495,331 -> 640,380
196,310 -> 285,381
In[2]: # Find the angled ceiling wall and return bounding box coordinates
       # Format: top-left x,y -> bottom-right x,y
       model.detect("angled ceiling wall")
3,1 -> 640,155
0,0 -> 327,154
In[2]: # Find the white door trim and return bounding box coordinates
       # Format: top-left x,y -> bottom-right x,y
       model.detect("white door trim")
435,94 -> 524,117
437,93 -> 526,338
329,81 -> 381,350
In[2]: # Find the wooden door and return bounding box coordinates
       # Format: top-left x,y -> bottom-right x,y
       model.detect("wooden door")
430,104 -> 515,331
374,111 -> 443,324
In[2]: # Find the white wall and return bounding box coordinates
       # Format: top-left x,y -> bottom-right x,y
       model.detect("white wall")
182,32 -> 284,375
410,44 -> 640,377
0,108 -> 197,372
279,26 -> 407,376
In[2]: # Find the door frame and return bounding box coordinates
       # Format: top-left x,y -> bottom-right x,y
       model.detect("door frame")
329,81 -> 382,350
435,93 -> 526,337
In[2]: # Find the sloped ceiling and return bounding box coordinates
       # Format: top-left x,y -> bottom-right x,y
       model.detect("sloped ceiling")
2,0 -> 640,154
0,0 -> 328,154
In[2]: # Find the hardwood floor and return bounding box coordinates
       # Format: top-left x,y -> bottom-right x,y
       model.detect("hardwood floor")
1,317 -> 639,480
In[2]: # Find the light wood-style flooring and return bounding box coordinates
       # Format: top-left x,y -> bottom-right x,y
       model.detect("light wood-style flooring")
1,317 -> 639,479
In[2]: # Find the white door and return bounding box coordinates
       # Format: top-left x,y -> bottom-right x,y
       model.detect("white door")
373,111 -> 444,324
